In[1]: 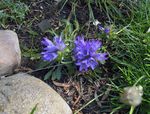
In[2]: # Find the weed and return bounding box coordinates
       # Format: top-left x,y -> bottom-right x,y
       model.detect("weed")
0,0 -> 29,27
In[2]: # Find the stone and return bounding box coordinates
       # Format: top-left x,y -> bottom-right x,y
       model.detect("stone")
0,30 -> 21,76
38,19 -> 51,32
0,73 -> 72,114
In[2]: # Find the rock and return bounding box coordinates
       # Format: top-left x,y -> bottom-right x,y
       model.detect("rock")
0,73 -> 72,114
0,30 -> 21,76
38,19 -> 51,32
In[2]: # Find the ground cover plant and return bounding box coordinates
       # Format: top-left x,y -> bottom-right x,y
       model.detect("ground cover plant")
0,0 -> 150,114
0,0 -> 28,27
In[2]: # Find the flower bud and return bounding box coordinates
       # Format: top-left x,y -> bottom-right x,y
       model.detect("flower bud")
120,85 -> 143,107
93,20 -> 100,26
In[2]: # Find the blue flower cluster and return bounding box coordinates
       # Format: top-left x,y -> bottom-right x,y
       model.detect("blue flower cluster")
41,36 -> 65,61
74,36 -> 108,71
41,35 -> 108,71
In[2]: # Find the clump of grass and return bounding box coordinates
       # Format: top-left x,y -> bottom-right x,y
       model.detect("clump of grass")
108,0 -> 150,113
0,0 -> 29,27
86,0 -> 137,22
59,0 -> 136,23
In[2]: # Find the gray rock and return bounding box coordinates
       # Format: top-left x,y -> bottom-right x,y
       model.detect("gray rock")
0,30 -> 21,76
0,73 -> 72,114
38,19 -> 51,32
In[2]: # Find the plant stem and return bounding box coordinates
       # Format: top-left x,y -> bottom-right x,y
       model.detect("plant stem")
74,93 -> 103,114
110,105 -> 125,114
133,75 -> 145,86
129,106 -> 135,114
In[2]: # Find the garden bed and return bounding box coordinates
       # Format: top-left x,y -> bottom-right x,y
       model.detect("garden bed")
0,0 -> 150,114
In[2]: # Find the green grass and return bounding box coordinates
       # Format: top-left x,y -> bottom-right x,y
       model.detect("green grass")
0,0 -> 29,28
59,0 -> 136,22
108,0 -> 150,113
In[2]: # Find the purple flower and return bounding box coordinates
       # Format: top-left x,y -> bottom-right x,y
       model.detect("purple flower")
41,36 -> 66,61
104,28 -> 110,34
53,36 -> 66,51
98,25 -> 104,31
74,36 -> 108,71
98,24 -> 110,34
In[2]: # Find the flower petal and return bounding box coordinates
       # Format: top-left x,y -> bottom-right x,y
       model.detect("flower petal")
98,25 -> 104,31
87,57 -> 98,70
74,36 -> 86,47
53,36 -> 66,51
41,52 -> 58,61
41,37 -> 55,47
76,60 -> 88,71
43,46 -> 58,52
95,53 -> 108,62
89,39 -> 102,51
104,28 -> 110,34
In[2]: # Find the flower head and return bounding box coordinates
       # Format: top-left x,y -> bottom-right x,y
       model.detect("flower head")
120,85 -> 143,107
96,22 -> 110,34
98,25 -> 110,34
74,36 -> 108,71
41,36 -> 66,61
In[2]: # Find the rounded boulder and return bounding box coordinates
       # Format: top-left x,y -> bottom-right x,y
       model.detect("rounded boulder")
0,73 -> 72,114
0,30 -> 21,76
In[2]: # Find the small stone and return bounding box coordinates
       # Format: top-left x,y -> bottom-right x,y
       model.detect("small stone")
38,19 -> 51,32
0,73 -> 72,114
0,30 -> 21,77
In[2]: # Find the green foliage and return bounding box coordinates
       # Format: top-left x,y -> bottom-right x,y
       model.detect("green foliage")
109,0 -> 150,113
59,0 -> 136,22
93,0 -> 136,22
0,0 -> 29,27
22,46 -> 40,60
21,29 -> 40,60
37,20 -> 79,80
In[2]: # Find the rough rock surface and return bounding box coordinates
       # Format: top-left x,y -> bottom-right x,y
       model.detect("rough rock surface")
0,30 -> 21,76
0,73 -> 72,114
